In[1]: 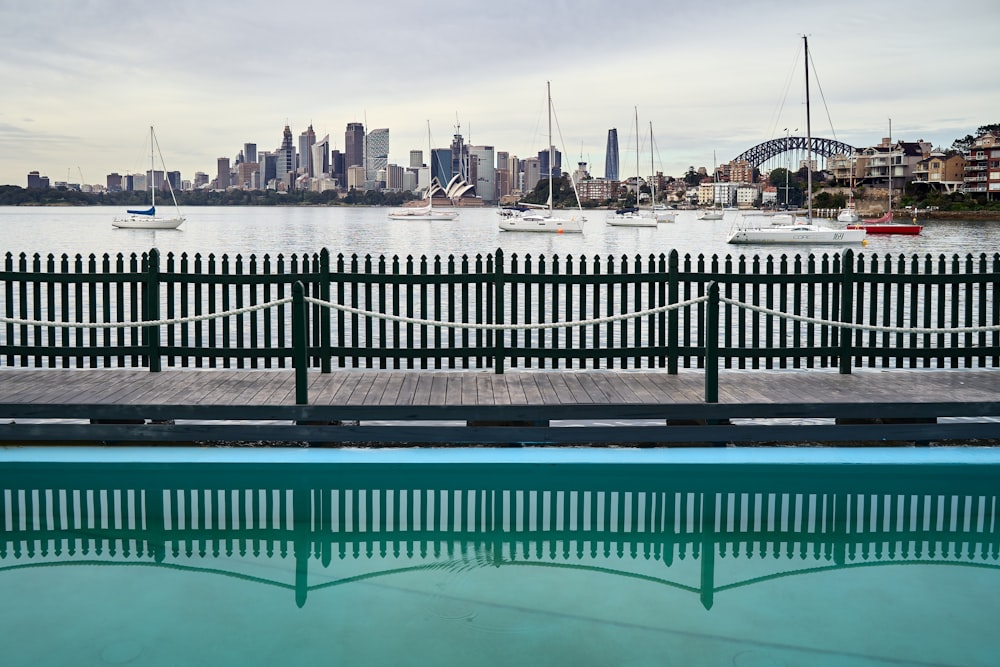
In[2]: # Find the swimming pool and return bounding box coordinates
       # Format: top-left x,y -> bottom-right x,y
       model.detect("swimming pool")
2,447 -> 998,666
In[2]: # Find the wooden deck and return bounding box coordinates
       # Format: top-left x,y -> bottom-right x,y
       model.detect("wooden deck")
0,368 -> 998,445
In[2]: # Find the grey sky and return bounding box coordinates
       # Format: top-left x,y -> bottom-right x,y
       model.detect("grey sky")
2,0 -> 997,187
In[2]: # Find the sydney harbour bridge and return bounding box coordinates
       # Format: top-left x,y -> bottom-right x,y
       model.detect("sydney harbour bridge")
732,135 -> 859,173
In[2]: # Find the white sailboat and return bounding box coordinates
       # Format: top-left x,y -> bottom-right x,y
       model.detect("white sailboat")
648,122 -> 676,222
388,121 -> 459,221
698,151 -> 724,220
727,37 -> 866,246
112,126 -> 185,230
607,108 -> 657,228
837,151 -> 860,223
499,82 -> 584,233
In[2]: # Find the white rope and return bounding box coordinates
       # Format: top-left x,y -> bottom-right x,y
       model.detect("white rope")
720,295 -> 1000,334
302,295 -> 708,330
0,297 -> 293,329
2,291 -> 998,336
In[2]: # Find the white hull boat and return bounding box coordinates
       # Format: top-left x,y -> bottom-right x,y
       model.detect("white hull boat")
113,126 -> 185,230
499,82 -> 585,234
727,222 -> 866,244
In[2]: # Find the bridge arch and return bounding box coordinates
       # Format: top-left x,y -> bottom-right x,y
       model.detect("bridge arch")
734,136 -> 860,169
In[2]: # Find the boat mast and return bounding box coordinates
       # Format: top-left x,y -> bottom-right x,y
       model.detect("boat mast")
547,81 -> 554,215
649,121 -> 655,205
803,35 -> 812,221
635,106 -> 640,208
149,125 -> 156,210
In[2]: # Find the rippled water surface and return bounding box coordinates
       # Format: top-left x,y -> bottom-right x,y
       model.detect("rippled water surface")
1,206 -> 997,261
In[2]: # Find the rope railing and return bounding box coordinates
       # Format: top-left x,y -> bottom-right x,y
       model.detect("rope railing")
4,293 -> 1000,335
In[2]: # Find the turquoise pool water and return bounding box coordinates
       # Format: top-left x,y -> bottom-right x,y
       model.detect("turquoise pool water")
1,448 -> 998,666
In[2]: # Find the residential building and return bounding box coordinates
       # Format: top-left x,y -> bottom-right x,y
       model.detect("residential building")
736,184 -> 758,208
964,131 -> 1000,201
912,152 -> 966,193
576,178 -> 618,202
385,164 -> 404,191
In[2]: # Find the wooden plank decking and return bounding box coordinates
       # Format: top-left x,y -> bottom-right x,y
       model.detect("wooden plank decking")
0,368 -> 998,445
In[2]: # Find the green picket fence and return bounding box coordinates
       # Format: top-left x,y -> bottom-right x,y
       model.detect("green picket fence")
3,247 -> 999,374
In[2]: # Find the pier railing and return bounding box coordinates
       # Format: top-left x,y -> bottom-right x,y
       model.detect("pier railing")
3,247 -> 999,381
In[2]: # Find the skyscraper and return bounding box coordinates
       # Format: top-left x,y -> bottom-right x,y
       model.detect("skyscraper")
275,125 -> 296,187
468,145 -> 495,202
344,122 -> 365,170
605,129 -> 619,181
299,125 -> 316,177
216,158 -> 231,190
365,128 -> 389,184
243,143 -> 257,164
311,134 -> 330,178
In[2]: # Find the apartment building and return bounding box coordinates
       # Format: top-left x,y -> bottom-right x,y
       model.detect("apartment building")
964,131 -> 1000,201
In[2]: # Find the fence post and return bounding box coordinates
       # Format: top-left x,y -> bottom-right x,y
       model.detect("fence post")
319,248 -> 331,373
493,248 -> 505,374
145,248 -> 161,372
838,248 -> 854,374
292,281 -> 309,404
667,249 -> 679,374
705,282 -> 719,403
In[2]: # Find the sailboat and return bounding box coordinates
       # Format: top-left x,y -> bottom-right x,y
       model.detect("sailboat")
728,37 -> 866,245
836,152 -> 860,223
698,152 -> 724,220
648,122 -> 676,222
388,121 -> 459,221
607,108 -> 657,228
498,82 -> 584,233
112,126 -> 185,230
847,125 -> 922,234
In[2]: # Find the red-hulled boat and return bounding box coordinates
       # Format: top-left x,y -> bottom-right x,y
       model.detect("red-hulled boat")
847,211 -> 922,235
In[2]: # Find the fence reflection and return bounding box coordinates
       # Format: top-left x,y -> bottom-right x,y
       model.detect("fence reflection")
2,461 -> 997,608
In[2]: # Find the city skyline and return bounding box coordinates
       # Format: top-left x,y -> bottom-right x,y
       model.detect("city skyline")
2,0 -> 998,188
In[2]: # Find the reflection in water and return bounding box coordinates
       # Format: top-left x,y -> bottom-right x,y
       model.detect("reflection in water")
1,459 -> 999,665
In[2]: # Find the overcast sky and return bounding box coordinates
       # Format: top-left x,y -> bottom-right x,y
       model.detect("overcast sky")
2,0 -> 998,188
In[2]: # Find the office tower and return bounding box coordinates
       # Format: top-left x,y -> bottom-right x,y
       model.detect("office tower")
468,145 -> 495,202
106,173 -> 122,192
216,158 -> 231,189
167,171 -> 182,191
385,164 -> 404,191
605,128 -> 619,181
345,122 -> 365,170
330,150 -> 345,187
523,157 -> 541,192
243,143 -> 257,164
299,124 -> 316,177
275,125 -> 296,187
26,171 -> 49,189
409,150 -> 423,168
311,134 -> 330,177
538,146 -> 561,181
430,148 -> 451,188
258,152 -> 276,188
450,128 -> 466,179
366,128 -> 389,184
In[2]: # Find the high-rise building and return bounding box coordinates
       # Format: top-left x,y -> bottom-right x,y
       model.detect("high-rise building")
523,157 -> 541,193
243,143 -> 257,164
275,125 -> 296,188
605,129 -> 619,181
26,171 -> 49,189
311,134 -> 330,177
330,150 -> 345,187
430,148 -> 451,189
366,128 -> 389,184
106,173 -> 122,192
468,145 -> 495,202
344,123 -> 365,170
450,128 -> 466,179
299,125 -> 316,177
216,158 -> 231,190
538,146 -> 561,181
409,150 -> 423,168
